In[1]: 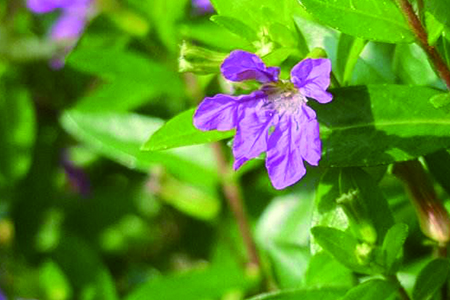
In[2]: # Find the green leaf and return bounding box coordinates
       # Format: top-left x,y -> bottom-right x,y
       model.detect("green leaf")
158,176 -> 221,220
311,169 -> 350,254
426,0 -> 450,28
304,252 -> 354,288
60,110 -> 219,188
210,15 -> 258,42
211,0 -> 304,32
429,92 -> 450,110
336,34 -> 367,85
424,149 -> 450,195
180,20 -> 253,51
262,48 -> 296,66
67,49 -> 183,112
128,0 -> 189,52
340,279 -> 397,300
412,258 -> 450,300
338,168 -> 395,243
393,43 -> 444,89
299,0 -> 414,43
54,235 -> 118,300
294,15 -> 339,64
267,23 -> 298,48
39,260 -> 72,300
246,288 -> 347,300
313,168 -> 394,247
311,84 -> 450,167
425,11 -> 444,46
311,226 -> 374,274
142,109 -> 235,151
351,42 -> 397,85
126,265 -> 254,300
256,191 -> 315,288
0,85 -> 36,186
382,223 -> 409,274
74,81 -> 161,112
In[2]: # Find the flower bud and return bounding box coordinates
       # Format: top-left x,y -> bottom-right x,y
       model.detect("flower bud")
179,41 -> 227,74
393,160 -> 450,245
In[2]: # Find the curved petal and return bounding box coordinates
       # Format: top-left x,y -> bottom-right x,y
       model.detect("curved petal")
300,112 -> 321,166
194,94 -> 240,131
50,13 -> 86,40
233,106 -> 276,170
27,0 -> 60,13
221,50 -> 280,83
290,58 -> 333,103
266,115 -> 306,189
193,91 -> 263,131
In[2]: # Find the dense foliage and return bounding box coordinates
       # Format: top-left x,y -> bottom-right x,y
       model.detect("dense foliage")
2,0 -> 450,299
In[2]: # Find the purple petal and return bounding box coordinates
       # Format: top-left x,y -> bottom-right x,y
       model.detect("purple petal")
27,0 -> 60,13
233,104 -> 276,170
290,58 -> 333,103
193,91 -> 263,131
221,50 -> 280,83
300,107 -> 321,166
266,115 -> 306,189
192,0 -> 215,13
27,0 -> 77,13
50,13 -> 86,41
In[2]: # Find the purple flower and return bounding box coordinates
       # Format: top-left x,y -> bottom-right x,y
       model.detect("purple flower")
27,0 -> 93,41
194,50 -> 332,189
192,0 -> 214,14
27,0 -> 94,68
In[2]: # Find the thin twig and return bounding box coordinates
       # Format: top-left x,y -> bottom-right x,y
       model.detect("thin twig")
211,142 -> 261,268
394,0 -> 450,90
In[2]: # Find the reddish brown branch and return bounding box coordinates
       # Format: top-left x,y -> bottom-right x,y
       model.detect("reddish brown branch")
211,142 -> 261,268
395,0 -> 450,90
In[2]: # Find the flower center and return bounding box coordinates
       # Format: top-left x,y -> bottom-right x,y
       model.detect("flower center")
262,80 -> 307,115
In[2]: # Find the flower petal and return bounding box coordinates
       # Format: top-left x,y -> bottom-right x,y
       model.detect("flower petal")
300,108 -> 321,166
27,0 -> 60,13
290,58 -> 333,103
233,105 -> 276,170
193,91 -> 263,131
266,115 -> 307,189
192,0 -> 215,13
50,13 -> 86,41
221,50 -> 280,83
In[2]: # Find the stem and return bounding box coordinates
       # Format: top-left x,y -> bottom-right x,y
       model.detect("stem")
436,244 -> 448,300
394,0 -> 450,90
211,142 -> 261,268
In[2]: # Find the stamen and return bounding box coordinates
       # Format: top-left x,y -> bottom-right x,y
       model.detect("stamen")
262,80 -> 307,115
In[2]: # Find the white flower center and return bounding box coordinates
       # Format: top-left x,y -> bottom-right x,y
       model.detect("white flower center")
262,80 -> 307,115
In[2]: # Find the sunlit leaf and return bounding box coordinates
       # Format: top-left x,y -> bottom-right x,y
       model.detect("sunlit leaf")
299,0 -> 414,43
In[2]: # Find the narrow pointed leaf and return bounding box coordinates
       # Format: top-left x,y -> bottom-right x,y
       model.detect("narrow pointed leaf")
412,258 -> 450,300
142,109 -> 235,151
